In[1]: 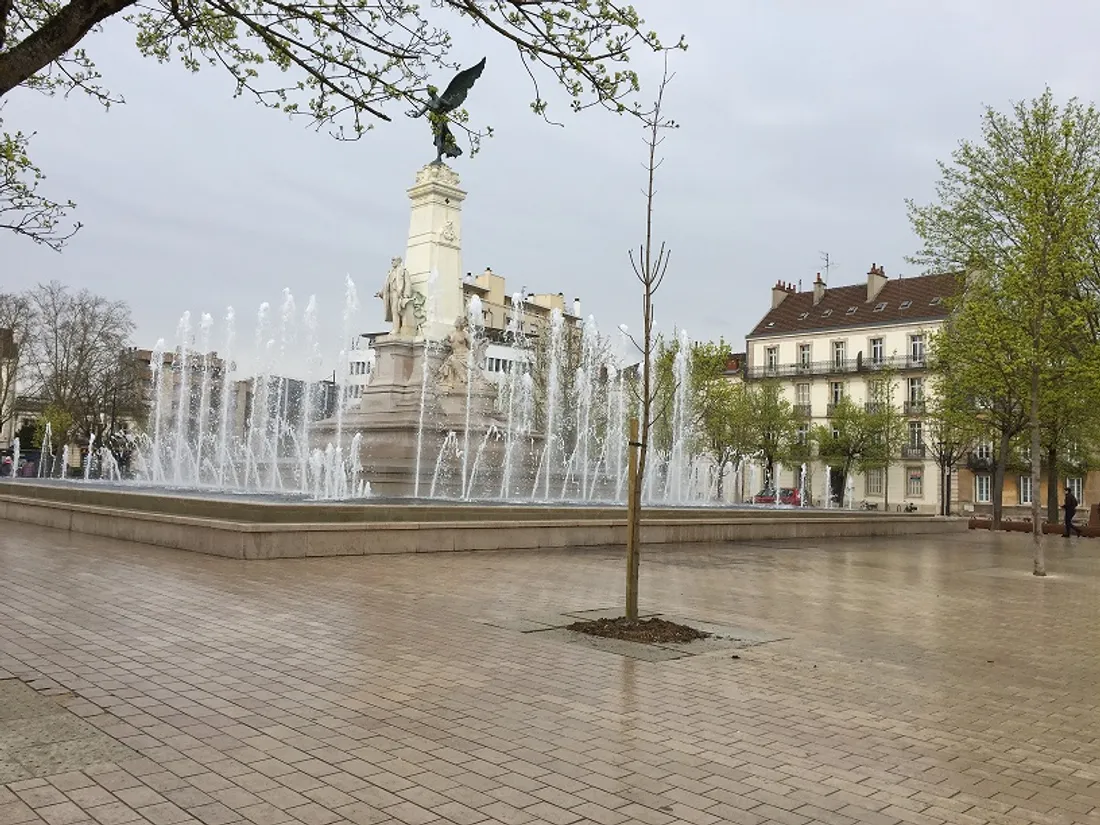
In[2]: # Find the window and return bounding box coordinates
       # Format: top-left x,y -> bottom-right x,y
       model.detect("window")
798,312 -> 808,320
908,420 -> 923,448
900,300 -> 912,310
976,441 -> 993,460
797,424 -> 810,445
976,475 -> 991,503
870,337 -> 884,365
873,302 -> 887,312
909,334 -> 926,364
823,309 -> 833,317
830,382 -> 844,404
798,343 -> 811,368
846,306 -> 857,315
929,296 -> 942,305
907,377 -> 924,404
796,383 -> 810,406
832,340 -> 846,368
765,346 -> 779,372
1068,477 -> 1084,503
907,467 -> 924,497
866,468 -> 884,496
1019,475 -> 1033,505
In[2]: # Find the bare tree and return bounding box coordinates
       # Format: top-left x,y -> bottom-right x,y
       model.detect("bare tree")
25,281 -> 135,439
623,55 -> 675,621
0,289 -> 33,441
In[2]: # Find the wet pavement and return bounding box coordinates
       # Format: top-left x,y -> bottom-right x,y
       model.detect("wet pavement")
0,523 -> 1097,825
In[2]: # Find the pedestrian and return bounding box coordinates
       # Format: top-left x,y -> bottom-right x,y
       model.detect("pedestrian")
1063,486 -> 1083,538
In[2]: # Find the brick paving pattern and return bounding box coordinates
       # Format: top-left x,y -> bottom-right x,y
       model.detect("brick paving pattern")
0,522 -> 1098,825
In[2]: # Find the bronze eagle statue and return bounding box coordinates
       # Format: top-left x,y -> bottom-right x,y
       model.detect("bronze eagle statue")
411,58 -> 487,164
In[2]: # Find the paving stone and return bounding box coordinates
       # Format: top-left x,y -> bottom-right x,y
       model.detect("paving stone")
1,526 -> 1098,825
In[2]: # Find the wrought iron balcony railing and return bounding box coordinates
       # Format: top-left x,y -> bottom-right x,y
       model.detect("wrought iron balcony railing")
902,444 -> 927,459
904,400 -> 926,415
746,354 -> 929,380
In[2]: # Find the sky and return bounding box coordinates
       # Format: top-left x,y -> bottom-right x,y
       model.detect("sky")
5,2 -> 1100,378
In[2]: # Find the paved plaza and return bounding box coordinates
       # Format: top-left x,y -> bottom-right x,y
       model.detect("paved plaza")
0,524 -> 1098,825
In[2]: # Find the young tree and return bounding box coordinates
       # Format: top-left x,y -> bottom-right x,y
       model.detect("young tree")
923,380 -> 978,516
813,396 -> 878,503
623,56 -> 675,621
1,0 -> 682,246
866,370 -> 905,510
687,339 -> 753,500
748,379 -> 798,486
909,89 -> 1100,575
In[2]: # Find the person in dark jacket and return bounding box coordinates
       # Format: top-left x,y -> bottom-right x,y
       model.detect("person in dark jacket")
1063,487 -> 1082,537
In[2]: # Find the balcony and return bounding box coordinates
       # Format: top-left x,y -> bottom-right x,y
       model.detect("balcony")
864,402 -> 884,414
902,444 -> 926,459
904,400 -> 926,415
826,402 -> 841,416
967,453 -> 994,471
793,404 -> 812,418
746,354 -> 930,380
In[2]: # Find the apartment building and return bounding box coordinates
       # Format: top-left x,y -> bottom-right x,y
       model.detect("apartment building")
744,264 -> 957,512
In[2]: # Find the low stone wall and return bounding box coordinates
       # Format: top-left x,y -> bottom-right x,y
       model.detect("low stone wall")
0,483 -> 967,560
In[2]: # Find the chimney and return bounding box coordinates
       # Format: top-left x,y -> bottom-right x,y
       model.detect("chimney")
867,262 -> 887,302
573,297 -> 582,316
771,280 -> 791,309
813,272 -> 826,305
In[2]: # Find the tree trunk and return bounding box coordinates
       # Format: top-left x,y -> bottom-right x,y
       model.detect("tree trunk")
993,429 -> 1011,529
884,462 -> 890,511
1030,364 -> 1045,576
945,466 -> 953,516
715,458 -> 725,500
1045,445 -> 1059,525
625,417 -> 641,620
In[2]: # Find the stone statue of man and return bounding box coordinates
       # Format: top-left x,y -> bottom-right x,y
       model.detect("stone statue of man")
376,257 -> 413,336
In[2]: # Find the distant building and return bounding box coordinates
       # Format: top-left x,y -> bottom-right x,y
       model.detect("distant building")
744,264 -> 955,511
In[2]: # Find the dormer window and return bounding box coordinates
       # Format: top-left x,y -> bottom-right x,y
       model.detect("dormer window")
823,309 -> 833,317
846,306 -> 857,315
900,300 -> 912,310
873,302 -> 887,312
798,312 -> 808,320
929,296 -> 942,305
766,321 -> 775,328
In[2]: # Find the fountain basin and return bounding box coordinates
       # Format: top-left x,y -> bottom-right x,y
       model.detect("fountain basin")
0,481 -> 966,559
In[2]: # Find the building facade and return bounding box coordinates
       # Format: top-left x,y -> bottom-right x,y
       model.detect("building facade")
745,265 -> 957,513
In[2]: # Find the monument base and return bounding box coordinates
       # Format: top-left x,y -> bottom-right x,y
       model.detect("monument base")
312,336 -> 506,498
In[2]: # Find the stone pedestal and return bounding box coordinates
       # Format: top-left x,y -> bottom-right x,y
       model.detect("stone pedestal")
313,336 -> 504,498
404,163 -> 465,341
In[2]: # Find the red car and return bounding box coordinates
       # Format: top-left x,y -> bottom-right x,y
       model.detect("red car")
752,487 -> 802,506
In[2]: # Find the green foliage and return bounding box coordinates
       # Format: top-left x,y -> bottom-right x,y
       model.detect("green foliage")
749,379 -> 798,477
34,404 -> 73,446
911,89 -> 1100,549
0,117 -> 80,249
812,396 -> 879,485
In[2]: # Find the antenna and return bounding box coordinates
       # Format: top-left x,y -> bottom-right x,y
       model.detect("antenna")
819,251 -> 836,285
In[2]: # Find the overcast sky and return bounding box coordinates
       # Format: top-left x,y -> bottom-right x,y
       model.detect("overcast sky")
4,2 -> 1100,377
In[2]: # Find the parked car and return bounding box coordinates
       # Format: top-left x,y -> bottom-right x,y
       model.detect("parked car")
752,487 -> 802,506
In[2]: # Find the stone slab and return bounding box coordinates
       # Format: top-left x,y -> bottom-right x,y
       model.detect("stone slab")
0,679 -> 135,782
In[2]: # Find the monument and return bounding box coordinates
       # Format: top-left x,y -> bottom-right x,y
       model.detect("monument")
312,58 -> 506,497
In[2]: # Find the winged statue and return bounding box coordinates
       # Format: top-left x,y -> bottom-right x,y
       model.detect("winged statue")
411,58 -> 487,164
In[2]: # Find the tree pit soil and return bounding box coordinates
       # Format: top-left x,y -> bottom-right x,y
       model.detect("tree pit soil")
567,617 -> 710,644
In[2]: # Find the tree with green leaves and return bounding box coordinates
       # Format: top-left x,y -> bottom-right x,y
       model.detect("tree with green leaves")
1,0 -> 683,247
813,396 -> 879,504
928,279 -> 1029,528
682,339 -> 754,500
865,371 -> 905,510
923,378 -> 979,516
749,379 -> 798,486
910,89 -> 1100,575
